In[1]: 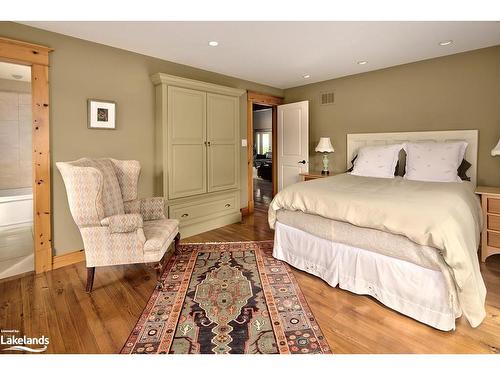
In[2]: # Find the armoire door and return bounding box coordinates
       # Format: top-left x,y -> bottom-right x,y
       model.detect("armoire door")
167,86 -> 207,199
207,93 -> 239,192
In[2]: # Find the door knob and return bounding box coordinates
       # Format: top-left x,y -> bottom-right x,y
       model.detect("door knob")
298,160 -> 306,164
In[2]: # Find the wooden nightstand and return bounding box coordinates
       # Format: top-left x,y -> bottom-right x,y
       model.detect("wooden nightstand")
300,171 -> 335,181
476,186 -> 500,262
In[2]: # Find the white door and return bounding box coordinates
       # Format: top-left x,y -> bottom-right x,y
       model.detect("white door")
277,101 -> 309,191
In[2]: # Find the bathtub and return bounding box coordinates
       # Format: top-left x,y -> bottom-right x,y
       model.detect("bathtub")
0,187 -> 33,227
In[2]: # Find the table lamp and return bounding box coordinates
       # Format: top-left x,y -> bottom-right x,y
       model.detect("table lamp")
492,138 -> 500,156
315,137 -> 335,175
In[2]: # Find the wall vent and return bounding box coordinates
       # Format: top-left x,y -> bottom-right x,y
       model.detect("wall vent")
320,91 -> 335,105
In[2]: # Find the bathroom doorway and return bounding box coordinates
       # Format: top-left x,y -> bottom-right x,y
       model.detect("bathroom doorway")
0,61 -> 33,279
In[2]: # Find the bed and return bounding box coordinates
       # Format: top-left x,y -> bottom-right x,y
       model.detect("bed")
268,130 -> 486,331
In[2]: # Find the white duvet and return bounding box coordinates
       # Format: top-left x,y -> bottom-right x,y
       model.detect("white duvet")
268,173 -> 486,327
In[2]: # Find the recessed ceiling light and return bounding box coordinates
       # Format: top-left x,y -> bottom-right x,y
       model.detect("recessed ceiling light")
11,74 -> 23,80
303,74 -> 311,79
439,40 -> 453,46
357,61 -> 368,65
208,41 -> 219,47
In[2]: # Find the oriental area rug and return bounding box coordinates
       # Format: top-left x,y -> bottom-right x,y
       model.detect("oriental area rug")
121,241 -> 332,354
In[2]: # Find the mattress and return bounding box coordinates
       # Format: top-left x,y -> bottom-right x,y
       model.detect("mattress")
276,209 -> 443,271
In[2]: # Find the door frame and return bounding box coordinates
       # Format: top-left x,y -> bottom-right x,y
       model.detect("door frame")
0,37 -> 54,274
246,91 -> 283,215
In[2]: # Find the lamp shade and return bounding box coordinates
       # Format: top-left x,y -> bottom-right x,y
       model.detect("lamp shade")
315,137 -> 334,153
492,139 -> 500,156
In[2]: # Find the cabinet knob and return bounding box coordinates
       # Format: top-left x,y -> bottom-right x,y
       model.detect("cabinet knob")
181,213 -> 189,218
225,204 -> 231,208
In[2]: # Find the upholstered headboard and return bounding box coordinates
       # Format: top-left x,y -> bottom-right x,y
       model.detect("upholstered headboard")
346,130 -> 479,186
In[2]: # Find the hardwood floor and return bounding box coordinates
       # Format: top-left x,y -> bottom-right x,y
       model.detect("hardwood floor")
1,207 -> 499,354
253,177 -> 273,215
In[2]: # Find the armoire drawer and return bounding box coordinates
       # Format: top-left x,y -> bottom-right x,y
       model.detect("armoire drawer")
169,193 -> 238,224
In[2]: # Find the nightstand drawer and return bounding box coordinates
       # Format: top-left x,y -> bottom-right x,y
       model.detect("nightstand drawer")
169,192 -> 238,224
488,215 -> 500,231
488,231 -> 500,248
487,197 -> 500,214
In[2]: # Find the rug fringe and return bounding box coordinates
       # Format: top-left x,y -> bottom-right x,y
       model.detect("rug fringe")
180,240 -> 274,245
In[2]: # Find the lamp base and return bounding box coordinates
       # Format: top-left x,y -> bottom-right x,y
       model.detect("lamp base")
321,153 -> 331,176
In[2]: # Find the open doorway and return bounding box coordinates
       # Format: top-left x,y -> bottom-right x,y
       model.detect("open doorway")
246,91 -> 283,215
0,61 -> 33,279
252,104 -> 273,212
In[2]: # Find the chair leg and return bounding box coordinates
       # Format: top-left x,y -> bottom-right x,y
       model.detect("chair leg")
86,267 -> 95,293
174,232 -> 181,255
155,263 -> 163,283
153,260 -> 165,290
152,234 -> 181,291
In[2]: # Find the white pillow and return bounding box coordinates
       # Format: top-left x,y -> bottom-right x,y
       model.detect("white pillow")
350,144 -> 404,179
404,141 -> 467,183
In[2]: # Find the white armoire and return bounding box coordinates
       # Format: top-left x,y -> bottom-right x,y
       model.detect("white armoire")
151,73 -> 245,237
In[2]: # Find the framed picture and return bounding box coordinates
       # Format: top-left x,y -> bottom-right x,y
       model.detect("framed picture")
87,99 -> 116,129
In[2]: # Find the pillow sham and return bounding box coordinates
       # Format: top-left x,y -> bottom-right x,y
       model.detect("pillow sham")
347,152 -> 403,176
350,144 -> 404,179
404,141 -> 468,183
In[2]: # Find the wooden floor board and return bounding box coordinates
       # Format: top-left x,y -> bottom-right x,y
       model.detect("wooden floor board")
0,199 -> 499,353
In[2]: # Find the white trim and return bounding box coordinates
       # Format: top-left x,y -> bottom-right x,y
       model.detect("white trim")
150,73 -> 246,97
347,130 -> 478,186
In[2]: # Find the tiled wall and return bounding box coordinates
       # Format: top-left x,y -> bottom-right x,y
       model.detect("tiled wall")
0,90 -> 32,190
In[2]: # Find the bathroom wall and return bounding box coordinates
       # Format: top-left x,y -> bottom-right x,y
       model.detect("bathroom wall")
0,79 -> 32,190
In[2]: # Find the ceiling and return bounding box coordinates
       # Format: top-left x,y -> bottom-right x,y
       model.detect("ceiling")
21,21 -> 500,89
0,61 -> 31,82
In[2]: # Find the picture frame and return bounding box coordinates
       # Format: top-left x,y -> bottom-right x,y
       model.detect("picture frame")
87,99 -> 116,129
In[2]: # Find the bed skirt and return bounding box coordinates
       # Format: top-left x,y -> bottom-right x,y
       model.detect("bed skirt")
273,221 -> 461,331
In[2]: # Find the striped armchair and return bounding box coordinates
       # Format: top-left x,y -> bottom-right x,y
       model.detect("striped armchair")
56,158 -> 180,292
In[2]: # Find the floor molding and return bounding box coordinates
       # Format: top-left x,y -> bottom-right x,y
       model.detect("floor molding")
240,207 -> 250,216
0,270 -> 34,283
52,250 -> 85,270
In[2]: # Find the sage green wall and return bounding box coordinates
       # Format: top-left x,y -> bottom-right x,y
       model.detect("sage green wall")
284,45 -> 500,187
0,22 -> 283,255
